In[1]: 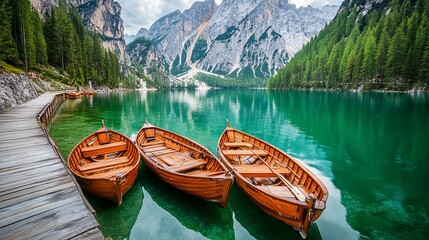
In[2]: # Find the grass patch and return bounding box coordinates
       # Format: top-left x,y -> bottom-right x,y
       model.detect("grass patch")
0,62 -> 25,75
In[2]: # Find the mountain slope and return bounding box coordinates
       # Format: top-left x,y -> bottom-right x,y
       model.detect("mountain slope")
127,0 -> 338,80
268,0 -> 429,91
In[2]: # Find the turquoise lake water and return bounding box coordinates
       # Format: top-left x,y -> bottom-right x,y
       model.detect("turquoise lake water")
49,90 -> 429,240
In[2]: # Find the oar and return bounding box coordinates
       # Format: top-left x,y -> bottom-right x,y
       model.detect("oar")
251,150 -> 306,202
242,139 -> 300,178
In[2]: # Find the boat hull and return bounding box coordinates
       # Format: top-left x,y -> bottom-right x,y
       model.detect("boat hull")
141,154 -> 233,207
217,123 -> 328,238
68,125 -> 140,206
136,121 -> 233,207
73,164 -> 139,205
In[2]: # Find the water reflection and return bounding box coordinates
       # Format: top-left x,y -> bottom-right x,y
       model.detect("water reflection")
49,90 -> 429,240
131,166 -> 234,240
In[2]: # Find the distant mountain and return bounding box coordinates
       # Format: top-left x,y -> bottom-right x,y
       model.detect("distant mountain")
125,28 -> 148,44
268,0 -> 429,91
127,0 -> 338,80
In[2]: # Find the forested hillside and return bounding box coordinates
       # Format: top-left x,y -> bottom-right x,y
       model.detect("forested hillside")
0,0 -> 121,88
268,0 -> 429,91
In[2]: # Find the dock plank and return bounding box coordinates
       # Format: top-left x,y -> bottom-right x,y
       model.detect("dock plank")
0,93 -> 103,239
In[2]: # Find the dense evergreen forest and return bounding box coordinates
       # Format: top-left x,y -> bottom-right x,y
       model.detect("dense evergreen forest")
268,0 -> 429,90
0,0 -> 121,88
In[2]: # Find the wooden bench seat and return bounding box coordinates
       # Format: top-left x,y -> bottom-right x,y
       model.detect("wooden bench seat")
140,140 -> 164,147
165,159 -> 207,172
82,142 -> 127,157
256,185 -> 296,198
222,149 -> 268,156
78,156 -> 129,172
86,166 -> 134,179
224,142 -> 253,148
142,145 -> 168,152
158,153 -> 185,166
232,165 -> 291,178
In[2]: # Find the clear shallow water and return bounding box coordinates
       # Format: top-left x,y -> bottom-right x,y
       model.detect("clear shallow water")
49,90 -> 429,240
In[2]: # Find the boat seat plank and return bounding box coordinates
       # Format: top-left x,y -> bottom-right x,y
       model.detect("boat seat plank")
224,142 -> 253,148
151,148 -> 177,156
256,185 -> 296,198
139,141 -> 164,147
77,156 -> 129,172
151,156 -> 169,167
165,159 -> 207,172
158,153 -> 184,166
141,145 -> 168,152
232,165 -> 291,177
86,166 -> 133,179
222,149 -> 268,156
81,142 -> 127,157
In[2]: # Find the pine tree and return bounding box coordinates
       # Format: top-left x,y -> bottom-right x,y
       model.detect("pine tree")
0,0 -> 18,63
31,10 -> 48,65
419,38 -> 429,84
376,29 -> 389,84
387,24 -> 407,82
361,29 -> 377,82
11,0 -> 37,71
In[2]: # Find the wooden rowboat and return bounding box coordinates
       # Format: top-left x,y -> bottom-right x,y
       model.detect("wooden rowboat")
217,121 -> 328,238
68,121 -> 140,206
83,89 -> 95,95
135,120 -> 233,207
65,91 -> 81,99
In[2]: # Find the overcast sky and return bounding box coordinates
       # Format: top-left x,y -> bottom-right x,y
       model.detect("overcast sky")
115,0 -> 343,35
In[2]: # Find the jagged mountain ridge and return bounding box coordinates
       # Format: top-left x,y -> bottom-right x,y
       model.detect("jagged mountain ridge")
30,0 -> 129,65
125,28 -> 148,44
128,0 -> 338,79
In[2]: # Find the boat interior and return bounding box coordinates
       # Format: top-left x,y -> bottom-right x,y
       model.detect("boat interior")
138,129 -> 227,177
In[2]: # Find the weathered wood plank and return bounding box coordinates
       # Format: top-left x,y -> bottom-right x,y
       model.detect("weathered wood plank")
0,201 -> 98,240
0,93 -> 102,239
0,128 -> 44,141
0,188 -> 77,227
0,164 -> 66,188
70,228 -> 105,240
0,157 -> 59,176
0,181 -> 75,209
0,145 -> 56,160
0,135 -> 49,151
0,175 -> 70,202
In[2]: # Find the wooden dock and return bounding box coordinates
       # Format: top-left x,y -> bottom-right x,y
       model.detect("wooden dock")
0,93 -> 104,239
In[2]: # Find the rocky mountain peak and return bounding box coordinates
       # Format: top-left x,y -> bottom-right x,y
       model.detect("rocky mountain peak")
127,0 -> 339,80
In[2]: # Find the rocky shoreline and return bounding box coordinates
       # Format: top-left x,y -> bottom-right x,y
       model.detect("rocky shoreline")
0,72 -> 72,113
0,73 -> 38,113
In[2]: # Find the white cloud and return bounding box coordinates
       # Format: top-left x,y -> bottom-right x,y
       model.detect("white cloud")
116,0 -> 340,35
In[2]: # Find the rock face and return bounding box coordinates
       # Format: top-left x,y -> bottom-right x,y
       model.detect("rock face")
30,0 -> 129,65
0,73 -> 38,113
127,38 -> 168,72
128,0 -> 338,79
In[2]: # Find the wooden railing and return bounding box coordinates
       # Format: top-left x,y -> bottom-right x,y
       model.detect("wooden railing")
36,92 -> 97,215
37,92 -> 65,127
